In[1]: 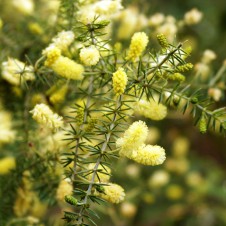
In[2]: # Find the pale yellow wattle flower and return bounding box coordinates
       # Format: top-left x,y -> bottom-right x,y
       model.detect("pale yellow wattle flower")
112,67 -> 128,96
130,144 -> 166,166
126,32 -> 149,62
116,120 -> 148,157
80,45 -> 100,66
30,103 -> 63,131
95,183 -> 125,204
1,58 -> 35,86
0,157 -> 16,175
56,179 -> 73,202
50,56 -> 84,80
134,99 -> 167,121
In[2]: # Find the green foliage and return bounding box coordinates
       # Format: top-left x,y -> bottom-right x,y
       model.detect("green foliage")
0,1 -> 226,226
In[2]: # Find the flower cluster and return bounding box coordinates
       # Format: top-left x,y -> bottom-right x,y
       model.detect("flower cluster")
49,84 -> 68,105
94,0 -> 123,15
116,120 -> 148,156
126,32 -> 149,62
51,30 -> 75,51
44,46 -> 61,67
80,45 -> 100,66
184,8 -> 203,25
95,183 -> 125,204
43,31 -> 84,80
148,170 -> 170,188
169,73 -> 185,82
0,109 -> 16,144
13,171 -> 46,218
86,163 -> 111,182
12,0 -> 34,15
208,88 -> 222,102
30,103 -> 63,131
77,0 -> 123,24
0,156 -> 16,175
134,99 -> 167,121
112,67 -> 128,96
1,58 -> 35,86
116,121 -> 166,166
201,49 -> 217,64
44,46 -> 84,80
43,30 -> 75,54
194,49 -> 217,93
50,56 -> 84,80
56,179 -> 73,202
132,144 -> 166,165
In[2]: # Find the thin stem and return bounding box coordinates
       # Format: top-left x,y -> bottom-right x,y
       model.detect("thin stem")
209,63 -> 226,86
77,96 -> 122,224
72,27 -> 98,181
147,43 -> 183,75
72,75 -> 94,181
152,84 -> 226,128
34,55 -> 45,71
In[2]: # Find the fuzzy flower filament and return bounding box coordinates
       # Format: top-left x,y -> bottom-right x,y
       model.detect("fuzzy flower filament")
56,179 -> 73,202
51,56 -> 84,80
0,111 -> 16,144
80,45 -> 100,66
126,32 -> 149,62
12,0 -> 34,15
44,46 -> 84,80
52,30 -> 75,51
131,144 -> 166,166
44,46 -> 61,67
112,67 -> 128,96
0,157 -> 16,175
1,58 -> 35,86
184,8 -> 203,25
49,84 -> 68,105
30,103 -> 63,131
43,30 -> 75,54
95,183 -> 125,204
116,120 -> 148,156
116,121 -> 166,166
134,99 -> 167,121
94,0 -> 123,15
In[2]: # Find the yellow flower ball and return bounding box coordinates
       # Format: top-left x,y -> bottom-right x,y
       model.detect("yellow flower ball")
131,144 -> 166,166
1,58 -> 35,86
0,156 -> 16,174
172,137 -> 189,158
112,67 -> 128,96
126,32 -> 149,62
56,179 -> 73,202
80,45 -> 100,66
148,170 -> 170,188
50,56 -> 84,80
134,99 -> 167,121
30,103 -> 63,131
96,183 -> 125,204
120,202 -> 137,218
166,184 -> 184,200
116,120 -> 148,157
